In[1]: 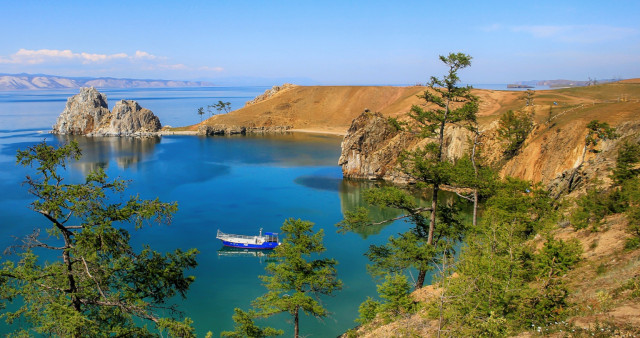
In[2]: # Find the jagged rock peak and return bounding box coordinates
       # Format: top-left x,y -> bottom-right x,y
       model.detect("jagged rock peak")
98,100 -> 161,136
52,87 -> 110,135
51,87 -> 162,136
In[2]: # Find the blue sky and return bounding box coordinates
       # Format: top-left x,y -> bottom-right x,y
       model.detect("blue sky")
0,0 -> 638,85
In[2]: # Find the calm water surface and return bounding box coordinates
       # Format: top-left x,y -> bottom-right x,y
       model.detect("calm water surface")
0,88 -> 425,336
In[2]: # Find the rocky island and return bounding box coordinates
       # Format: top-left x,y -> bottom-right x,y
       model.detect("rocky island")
52,87 -> 161,136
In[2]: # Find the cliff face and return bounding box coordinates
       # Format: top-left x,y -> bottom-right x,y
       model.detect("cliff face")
196,124 -> 291,136
339,92 -> 640,196
338,111 -> 401,180
339,110 -> 473,182
52,87 -> 161,136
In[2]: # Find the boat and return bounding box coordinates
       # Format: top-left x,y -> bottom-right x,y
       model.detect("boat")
216,228 -> 280,250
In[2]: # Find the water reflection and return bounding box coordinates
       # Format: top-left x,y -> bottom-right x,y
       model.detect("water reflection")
294,174 -> 429,239
54,135 -> 160,174
216,246 -> 276,264
338,179 -> 409,239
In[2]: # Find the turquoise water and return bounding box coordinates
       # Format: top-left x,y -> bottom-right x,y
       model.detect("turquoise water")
0,88 -> 425,336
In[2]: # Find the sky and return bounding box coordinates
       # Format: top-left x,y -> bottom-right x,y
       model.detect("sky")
0,0 -> 638,85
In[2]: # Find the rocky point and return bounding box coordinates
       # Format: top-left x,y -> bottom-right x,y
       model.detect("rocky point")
52,87 -> 161,136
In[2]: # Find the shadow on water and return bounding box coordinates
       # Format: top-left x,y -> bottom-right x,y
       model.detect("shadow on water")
337,179 -> 471,239
294,174 -> 436,239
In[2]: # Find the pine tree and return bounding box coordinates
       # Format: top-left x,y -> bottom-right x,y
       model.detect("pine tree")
253,219 -> 342,338
338,53 -> 478,290
0,141 -> 198,336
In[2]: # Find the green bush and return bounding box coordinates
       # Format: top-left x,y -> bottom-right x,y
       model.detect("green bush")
376,274 -> 415,322
497,110 -> 534,159
625,237 -> 640,250
356,297 -> 380,324
535,238 -> 582,277
611,141 -> 640,185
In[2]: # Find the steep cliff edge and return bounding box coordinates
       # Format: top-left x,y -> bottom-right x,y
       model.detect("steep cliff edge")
52,87 -> 161,136
339,82 -> 640,194
338,111 -> 472,182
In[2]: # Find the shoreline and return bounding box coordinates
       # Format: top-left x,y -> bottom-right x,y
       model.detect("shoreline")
160,128 -> 347,137
41,128 -> 345,137
288,128 -> 346,136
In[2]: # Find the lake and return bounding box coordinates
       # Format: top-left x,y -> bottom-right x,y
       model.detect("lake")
0,87 -> 425,336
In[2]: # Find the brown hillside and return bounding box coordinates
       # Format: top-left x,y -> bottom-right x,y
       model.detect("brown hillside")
192,86 -> 424,134
191,82 -> 639,137
618,78 -> 640,84
191,85 -> 526,134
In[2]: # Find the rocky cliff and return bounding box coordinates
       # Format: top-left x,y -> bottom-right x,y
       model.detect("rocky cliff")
196,124 -> 291,136
52,87 -> 161,136
339,110 -> 474,182
339,81 -> 640,197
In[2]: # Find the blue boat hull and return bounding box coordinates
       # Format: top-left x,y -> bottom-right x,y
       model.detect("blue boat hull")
221,240 -> 279,250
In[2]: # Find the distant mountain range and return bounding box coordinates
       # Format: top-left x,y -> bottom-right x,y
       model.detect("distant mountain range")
0,73 -> 214,90
512,78 -> 620,88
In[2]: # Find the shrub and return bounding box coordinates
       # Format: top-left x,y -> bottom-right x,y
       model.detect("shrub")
611,141 -> 640,185
497,110 -> 534,159
376,274 -> 415,322
535,238 -> 582,278
356,297 -> 380,324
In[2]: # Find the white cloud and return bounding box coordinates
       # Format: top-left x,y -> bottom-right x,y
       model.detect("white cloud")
199,66 -> 224,72
511,25 -> 638,43
133,50 -> 159,60
0,49 -> 134,64
0,48 -> 225,78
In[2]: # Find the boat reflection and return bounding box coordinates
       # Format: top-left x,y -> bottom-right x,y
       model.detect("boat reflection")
216,246 -> 277,263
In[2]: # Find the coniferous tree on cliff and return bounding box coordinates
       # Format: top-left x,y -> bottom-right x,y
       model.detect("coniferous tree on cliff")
337,53 -> 478,290
403,52 -> 478,246
0,141 -> 198,336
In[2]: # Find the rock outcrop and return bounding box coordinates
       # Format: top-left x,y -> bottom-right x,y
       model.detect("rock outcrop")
338,111 -> 405,181
52,87 -> 110,135
100,100 -> 161,136
196,124 -> 291,136
339,106 -> 640,199
338,110 -> 473,182
244,84 -> 296,106
52,87 -> 161,136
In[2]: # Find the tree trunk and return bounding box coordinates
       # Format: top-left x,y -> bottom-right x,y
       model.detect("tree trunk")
60,227 -> 81,311
294,306 -> 299,338
415,269 -> 427,290
473,189 -> 478,227
471,130 -> 479,227
428,111 -> 448,246
428,184 -> 439,245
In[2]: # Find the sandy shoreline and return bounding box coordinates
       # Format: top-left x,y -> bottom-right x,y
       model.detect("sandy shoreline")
159,128 -> 346,137
288,128 -> 346,136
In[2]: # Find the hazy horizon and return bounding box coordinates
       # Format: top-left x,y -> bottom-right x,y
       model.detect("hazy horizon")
1,1 -> 638,85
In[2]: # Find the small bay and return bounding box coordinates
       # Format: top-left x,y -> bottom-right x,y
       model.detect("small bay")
0,88 -> 426,336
